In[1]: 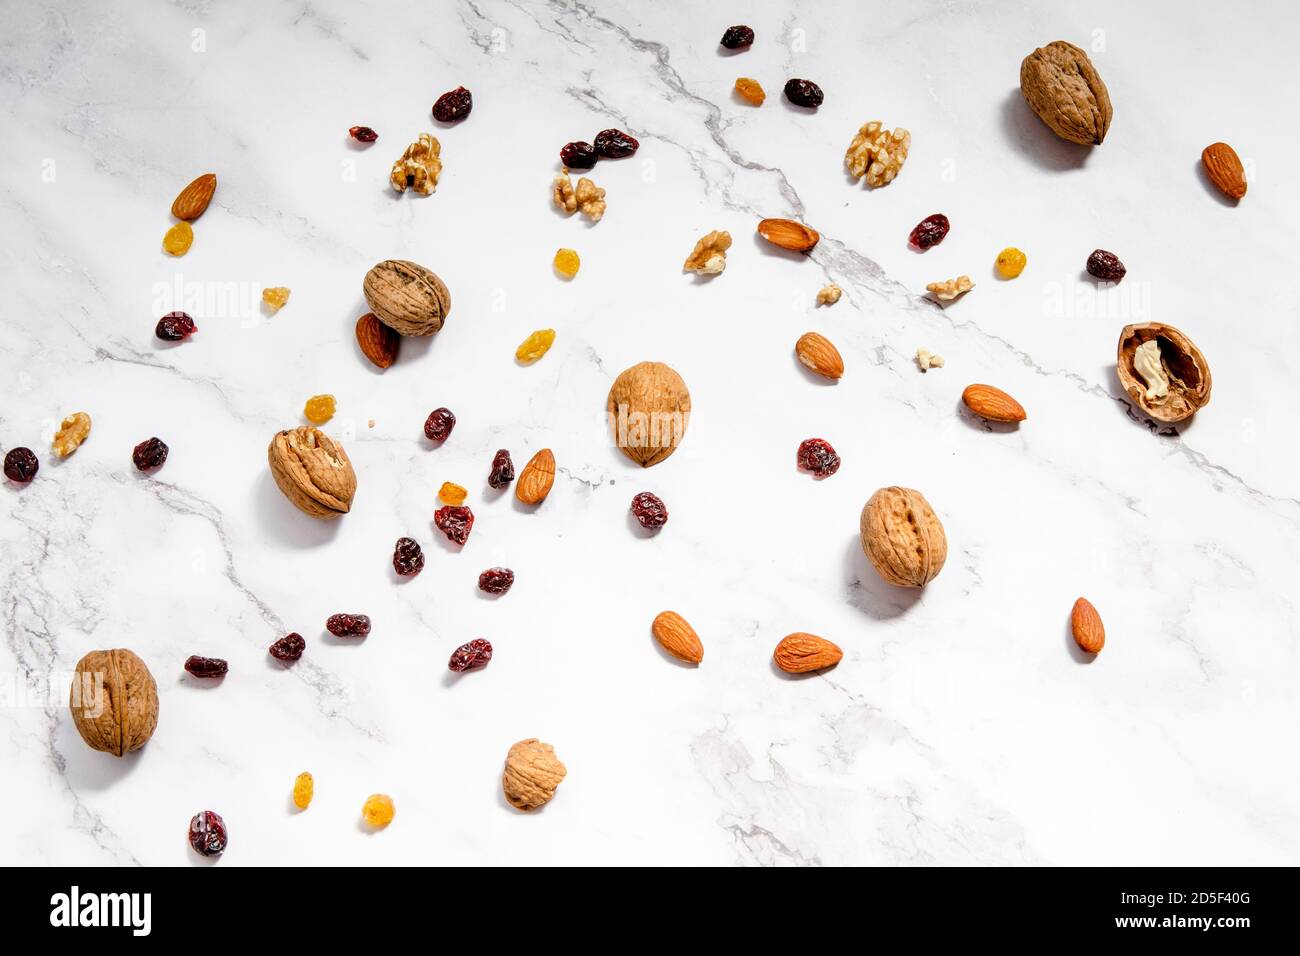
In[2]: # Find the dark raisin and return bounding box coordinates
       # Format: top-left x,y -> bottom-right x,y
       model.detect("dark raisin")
631,491 -> 668,529
392,536 -> 425,576
326,613 -> 371,637
797,438 -> 841,477
423,407 -> 456,443
188,810 -> 227,857
132,437 -> 169,471
478,567 -> 515,594
269,633 -> 305,662
488,449 -> 515,489
908,213 -> 950,250
593,128 -> 639,159
348,125 -> 378,143
560,141 -> 598,169
720,25 -> 755,49
783,78 -> 824,108
184,655 -> 228,678
434,505 -> 475,545
448,638 -> 493,672
432,86 -> 473,122
3,447 -> 39,483
1086,249 -> 1126,282
155,311 -> 196,342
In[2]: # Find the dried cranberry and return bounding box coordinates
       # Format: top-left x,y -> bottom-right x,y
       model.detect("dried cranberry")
155,311 -> 196,342
593,128 -> 639,159
393,537 -> 425,576
478,567 -> 515,594
783,79 -> 824,108
448,638 -> 493,672
184,655 -> 228,678
630,491 -> 668,529
1086,249 -> 1127,282
132,437 -> 168,471
3,447 -> 38,483
269,633 -> 305,662
720,25 -> 755,49
433,86 -> 473,122
797,438 -> 841,477
434,505 -> 474,545
560,141 -> 598,169
326,613 -> 371,637
488,449 -> 515,489
424,407 -> 456,442
348,125 -> 378,143
188,810 -> 227,857
909,214 -> 950,250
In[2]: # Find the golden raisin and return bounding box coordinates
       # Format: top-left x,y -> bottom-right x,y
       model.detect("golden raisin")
995,247 -> 1027,279
163,221 -> 193,256
515,328 -> 556,364
262,286 -> 291,312
735,77 -> 766,106
362,793 -> 395,827
438,481 -> 468,505
303,394 -> 336,424
52,412 -> 92,458
553,247 -> 580,279
293,771 -> 314,810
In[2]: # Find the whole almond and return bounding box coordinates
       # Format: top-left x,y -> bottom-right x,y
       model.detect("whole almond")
961,384 -> 1027,423
1201,142 -> 1246,201
795,332 -> 844,379
651,611 -> 703,664
773,633 -> 842,673
516,448 -> 555,504
1070,597 -> 1105,654
757,218 -> 820,252
355,313 -> 400,369
171,173 -> 217,221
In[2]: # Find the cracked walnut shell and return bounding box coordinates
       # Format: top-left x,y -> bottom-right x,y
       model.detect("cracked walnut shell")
552,174 -> 605,221
845,121 -> 911,187
683,230 -> 731,274
70,649 -> 158,757
503,738 -> 567,811
390,133 -> 442,194
1116,323 -> 1211,423
268,426 -> 357,519
860,486 -> 947,588
1020,41 -> 1112,146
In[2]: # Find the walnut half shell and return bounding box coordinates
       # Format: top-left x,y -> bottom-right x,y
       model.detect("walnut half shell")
70,649 -> 158,757
268,426 -> 357,519
860,486 -> 948,588
1116,323 -> 1212,423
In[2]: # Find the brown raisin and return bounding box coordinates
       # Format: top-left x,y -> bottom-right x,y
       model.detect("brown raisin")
3,447 -> 39,483
424,407 -> 456,443
188,810 -> 227,857
448,638 -> 493,672
720,25 -> 755,49
909,214 -> 950,250
783,79 -> 824,108
132,437 -> 168,471
269,633 -> 305,662
392,537 -> 425,576
433,86 -> 473,122
155,311 -> 196,342
349,125 -> 378,143
434,505 -> 474,545
593,128 -> 639,158
488,449 -> 515,489
797,438 -> 841,477
631,491 -> 668,529
184,655 -> 228,678
560,141 -> 597,169
326,613 -> 371,637
478,567 -> 514,594
1086,249 -> 1126,282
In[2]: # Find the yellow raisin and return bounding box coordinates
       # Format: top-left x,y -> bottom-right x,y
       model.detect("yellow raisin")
734,77 -> 766,106
262,286 -> 291,312
52,412 -> 92,458
995,247 -> 1027,279
163,221 -> 193,256
438,481 -> 468,505
303,394 -> 336,424
553,247 -> 580,279
515,329 -> 556,364
362,793 -> 395,828
293,771 -> 314,810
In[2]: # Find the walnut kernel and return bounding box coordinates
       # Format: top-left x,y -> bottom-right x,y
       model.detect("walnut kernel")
926,275 -> 973,302
845,121 -> 911,187
915,348 -> 945,372
390,133 -> 442,194
553,175 -> 606,221
816,284 -> 842,306
683,230 -> 732,275
52,412 -> 92,458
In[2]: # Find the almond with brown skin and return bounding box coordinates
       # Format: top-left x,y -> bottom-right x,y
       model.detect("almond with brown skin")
795,332 -> 844,379
1070,597 -> 1105,654
1201,142 -> 1246,201
961,384 -> 1027,423
651,611 -> 703,664
516,448 -> 555,504
355,313 -> 400,369
171,173 -> 217,221
757,218 -> 819,252
773,633 -> 842,673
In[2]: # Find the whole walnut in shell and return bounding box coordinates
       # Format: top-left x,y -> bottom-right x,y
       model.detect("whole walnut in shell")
1116,323 -> 1212,423
502,738 -> 567,811
606,361 -> 692,467
69,649 -> 158,757
268,426 -> 357,519
1020,40 -> 1112,146
363,259 -> 451,337
860,486 -> 947,587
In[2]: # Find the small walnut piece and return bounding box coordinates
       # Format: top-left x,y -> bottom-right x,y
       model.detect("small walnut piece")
390,133 -> 442,194
844,121 -> 911,187
574,177 -> 606,221
926,275 -> 973,301
52,412 -> 92,458
502,738 -> 567,811
552,175 -> 577,213
683,230 -> 732,275
69,649 -> 159,757
816,284 -> 842,306
915,348 -> 945,371
1133,340 -> 1168,400
267,426 -> 357,519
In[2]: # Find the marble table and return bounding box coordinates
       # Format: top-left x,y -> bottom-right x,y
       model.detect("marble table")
2,0 -> 1297,866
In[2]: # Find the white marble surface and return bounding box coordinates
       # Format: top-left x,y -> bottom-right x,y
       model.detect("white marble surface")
2,0 -> 1299,866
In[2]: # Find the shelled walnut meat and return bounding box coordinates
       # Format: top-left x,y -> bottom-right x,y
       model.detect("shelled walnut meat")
1020,40 -> 1112,146
860,486 -> 948,587
607,362 -> 692,467
70,649 -> 158,757
268,426 -> 357,518
683,230 -> 731,274
390,132 -> 442,194
552,174 -> 606,221
1116,323 -> 1212,422
502,738 -> 567,811
363,259 -> 451,336
844,121 -> 910,187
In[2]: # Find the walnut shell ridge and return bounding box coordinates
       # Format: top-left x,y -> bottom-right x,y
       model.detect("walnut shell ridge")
363,259 -> 451,336
502,738 -> 567,811
1116,323 -> 1212,423
69,649 -> 158,757
860,486 -> 948,588
606,361 -> 692,467
268,426 -> 357,519
1020,40 -> 1112,146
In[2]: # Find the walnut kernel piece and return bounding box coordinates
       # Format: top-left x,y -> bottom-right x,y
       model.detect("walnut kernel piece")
844,121 -> 911,187
915,348 -> 945,372
552,175 -> 577,213
816,284 -> 842,306
390,133 -> 442,194
552,175 -> 605,221
683,230 -> 732,275
52,412 -> 92,458
502,738 -> 567,811
1132,340 -> 1168,400
926,275 -> 973,302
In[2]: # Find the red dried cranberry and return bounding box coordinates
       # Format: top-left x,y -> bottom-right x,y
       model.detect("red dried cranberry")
448,638 -> 493,672
184,655 -> 228,678
1086,249 -> 1126,282
720,25 -> 755,49
3,447 -> 38,483
783,79 -> 824,108
424,407 -> 456,442
434,505 -> 474,545
797,438 -> 841,477
327,613 -> 371,637
478,567 -> 514,594
155,311 -> 196,341
593,128 -> 639,158
909,214 -> 950,250
560,141 -> 598,169
488,449 -> 515,489
348,125 -> 378,143
269,633 -> 305,662
433,86 -> 473,122
631,491 -> 668,529
188,810 -> 227,857
132,437 -> 168,471
393,537 -> 425,576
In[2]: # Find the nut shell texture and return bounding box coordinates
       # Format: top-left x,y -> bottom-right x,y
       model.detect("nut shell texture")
607,362 -> 692,467
69,649 -> 158,757
268,426 -> 357,518
1116,323 -> 1212,423
860,486 -> 948,587
363,259 -> 451,336
502,738 -> 567,811
1019,40 -> 1112,145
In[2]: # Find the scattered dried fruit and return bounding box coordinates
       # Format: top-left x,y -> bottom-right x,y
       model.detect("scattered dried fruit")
70,649 -> 159,756
816,284 -> 842,306
516,328 -> 556,363
361,793 -> 395,828
1020,40 -> 1111,146
132,437 -> 169,471
961,384 -> 1026,422
860,486 -> 948,588
326,613 -> 371,637
438,481 -> 467,505
1086,249 -> 1126,282
262,286 -> 291,313
844,121 -> 911,187
797,437 -> 841,477
184,655 -> 228,678
364,259 -> 452,336
390,133 -> 442,194
156,311 -> 197,341
424,407 -> 456,443
607,362 -> 692,467
926,275 -> 973,301
559,141 -> 597,169
434,505 -> 475,545
303,394 -> 336,425
1070,597 -> 1105,654
488,449 -> 515,489
1202,142 -> 1246,200
356,312 -> 400,369
392,537 -> 425,576
593,128 -> 639,158
293,772 -> 314,810
996,247 -> 1027,278
683,229 -> 732,274
171,173 -> 217,221
783,78 -> 824,108
269,633 -> 305,662
52,412 -> 91,458
503,739 -> 567,811
554,247 -> 581,278
432,86 -> 473,122
630,491 -> 668,529
189,810 -> 227,857
478,567 -> 515,594
652,610 -> 703,664
757,218 -> 819,252
720,24 -> 754,49
915,348 -> 945,372
448,638 -> 493,672
795,332 -> 844,379
349,125 -> 378,143
1116,323 -> 1212,422
734,77 -> 765,105
516,449 -> 555,504
909,213 -> 950,250
267,426 -> 357,519
163,221 -> 193,256
4,447 -> 38,482
774,633 -> 843,673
